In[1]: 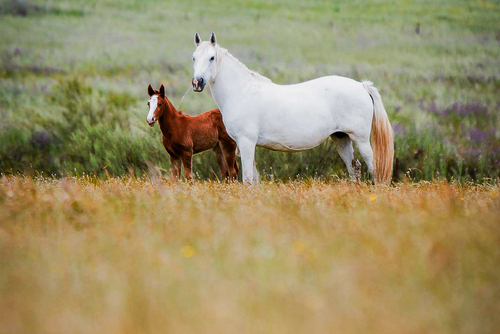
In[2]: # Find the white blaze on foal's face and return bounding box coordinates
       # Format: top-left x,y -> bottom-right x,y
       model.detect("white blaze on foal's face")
147,95 -> 158,126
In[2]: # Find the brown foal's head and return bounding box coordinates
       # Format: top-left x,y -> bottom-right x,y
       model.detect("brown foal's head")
146,84 -> 166,127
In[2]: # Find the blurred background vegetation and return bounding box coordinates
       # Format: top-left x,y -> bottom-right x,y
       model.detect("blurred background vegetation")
0,0 -> 499,182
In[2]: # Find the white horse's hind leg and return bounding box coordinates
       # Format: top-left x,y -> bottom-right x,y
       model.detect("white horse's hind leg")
354,140 -> 375,184
238,137 -> 258,184
331,134 -> 356,179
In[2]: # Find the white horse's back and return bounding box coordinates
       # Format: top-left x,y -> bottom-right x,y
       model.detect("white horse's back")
250,76 -> 373,152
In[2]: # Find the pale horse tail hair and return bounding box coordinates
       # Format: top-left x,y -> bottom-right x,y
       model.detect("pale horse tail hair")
362,80 -> 394,184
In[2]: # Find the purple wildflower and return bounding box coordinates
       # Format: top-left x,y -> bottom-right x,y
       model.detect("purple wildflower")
440,102 -> 489,118
392,123 -> 407,134
469,129 -> 489,143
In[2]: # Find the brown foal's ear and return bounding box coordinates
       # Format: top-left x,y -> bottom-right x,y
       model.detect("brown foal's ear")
148,84 -> 154,97
159,84 -> 165,98
209,31 -> 217,46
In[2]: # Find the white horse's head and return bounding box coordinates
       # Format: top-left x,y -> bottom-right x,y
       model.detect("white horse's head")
191,32 -> 218,92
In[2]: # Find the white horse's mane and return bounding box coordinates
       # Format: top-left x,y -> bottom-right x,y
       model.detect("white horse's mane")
216,45 -> 272,83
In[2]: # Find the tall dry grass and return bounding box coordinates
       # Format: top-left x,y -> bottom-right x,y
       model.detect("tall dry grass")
0,177 -> 499,333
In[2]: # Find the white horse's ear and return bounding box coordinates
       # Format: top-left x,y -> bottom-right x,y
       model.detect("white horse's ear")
148,84 -> 154,97
209,32 -> 217,46
194,32 -> 201,46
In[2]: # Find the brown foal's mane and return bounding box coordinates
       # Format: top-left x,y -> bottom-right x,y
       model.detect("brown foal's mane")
154,90 -> 183,115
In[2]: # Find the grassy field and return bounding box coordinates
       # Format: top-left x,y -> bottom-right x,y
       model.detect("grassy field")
0,0 -> 499,180
1,177 -> 499,333
1,1 -> 500,333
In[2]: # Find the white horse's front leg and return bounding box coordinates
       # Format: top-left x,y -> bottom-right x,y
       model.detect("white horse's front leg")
237,137 -> 257,185
253,163 -> 259,184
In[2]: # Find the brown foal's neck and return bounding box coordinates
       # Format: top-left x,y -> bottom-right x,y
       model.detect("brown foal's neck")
158,96 -> 180,134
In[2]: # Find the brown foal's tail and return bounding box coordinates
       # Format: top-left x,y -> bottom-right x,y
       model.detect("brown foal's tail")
362,81 -> 394,184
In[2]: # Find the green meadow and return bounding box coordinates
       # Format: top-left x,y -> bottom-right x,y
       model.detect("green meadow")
0,0 -> 499,181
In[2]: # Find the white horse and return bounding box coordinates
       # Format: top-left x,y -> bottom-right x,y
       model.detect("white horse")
191,32 -> 394,184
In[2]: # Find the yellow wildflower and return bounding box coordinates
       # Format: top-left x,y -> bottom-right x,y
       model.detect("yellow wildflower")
181,245 -> 195,258
293,241 -> 306,255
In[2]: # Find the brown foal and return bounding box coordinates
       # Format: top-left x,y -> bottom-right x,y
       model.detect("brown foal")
146,84 -> 238,181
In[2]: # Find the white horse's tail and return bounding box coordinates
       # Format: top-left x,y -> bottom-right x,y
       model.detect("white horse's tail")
362,81 -> 394,184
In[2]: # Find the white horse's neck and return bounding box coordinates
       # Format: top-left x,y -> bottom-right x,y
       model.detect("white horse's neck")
209,47 -> 271,110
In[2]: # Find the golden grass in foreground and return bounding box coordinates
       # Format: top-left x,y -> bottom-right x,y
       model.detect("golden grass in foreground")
0,177 -> 499,334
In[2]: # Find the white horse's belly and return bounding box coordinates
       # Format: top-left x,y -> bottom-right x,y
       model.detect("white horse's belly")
256,115 -> 332,151
257,136 -> 328,152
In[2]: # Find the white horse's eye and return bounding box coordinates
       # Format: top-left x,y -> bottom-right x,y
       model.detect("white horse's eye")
192,57 -> 195,61
210,56 -> 215,61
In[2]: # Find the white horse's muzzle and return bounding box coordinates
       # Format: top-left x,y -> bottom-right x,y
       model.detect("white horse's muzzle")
192,77 -> 205,92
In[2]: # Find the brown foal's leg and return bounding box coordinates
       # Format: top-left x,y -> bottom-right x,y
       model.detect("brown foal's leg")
219,140 -> 239,181
170,156 -> 182,180
180,153 -> 193,180
213,143 -> 229,181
